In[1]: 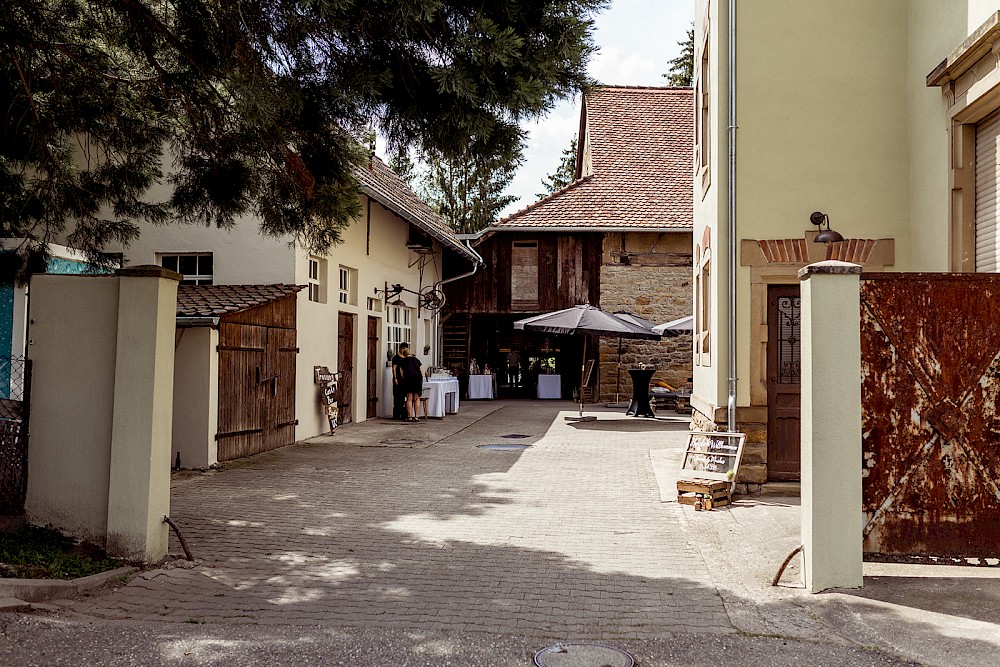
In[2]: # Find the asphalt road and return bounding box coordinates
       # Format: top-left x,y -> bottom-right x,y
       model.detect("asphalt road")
0,614 -> 922,667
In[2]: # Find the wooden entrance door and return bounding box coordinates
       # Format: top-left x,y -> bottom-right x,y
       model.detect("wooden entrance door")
366,316 -> 379,419
338,313 -> 354,424
217,322 -> 297,461
766,285 -> 801,480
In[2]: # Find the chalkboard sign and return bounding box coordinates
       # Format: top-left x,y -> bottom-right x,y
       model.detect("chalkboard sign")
680,431 -> 746,483
321,383 -> 337,406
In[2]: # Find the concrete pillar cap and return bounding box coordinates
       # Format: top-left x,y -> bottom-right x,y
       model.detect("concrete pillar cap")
116,265 -> 182,281
798,260 -> 863,280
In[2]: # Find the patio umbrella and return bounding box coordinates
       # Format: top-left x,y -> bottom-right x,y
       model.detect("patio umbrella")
653,315 -> 694,337
515,305 -> 661,420
607,312 -> 659,405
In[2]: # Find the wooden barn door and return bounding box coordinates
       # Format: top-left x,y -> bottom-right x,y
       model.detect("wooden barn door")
338,313 -> 355,424
366,316 -> 379,419
217,322 -> 297,461
766,285 -> 802,480
267,327 -> 298,451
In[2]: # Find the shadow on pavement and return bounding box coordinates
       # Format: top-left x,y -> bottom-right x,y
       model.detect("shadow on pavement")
50,401 -> 997,667
837,574 -> 1000,625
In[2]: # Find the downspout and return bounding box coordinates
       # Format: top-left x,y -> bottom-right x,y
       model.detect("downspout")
727,0 -> 738,432
434,238 -> 484,366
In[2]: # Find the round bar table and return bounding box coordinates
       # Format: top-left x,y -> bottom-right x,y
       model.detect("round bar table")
626,368 -> 656,417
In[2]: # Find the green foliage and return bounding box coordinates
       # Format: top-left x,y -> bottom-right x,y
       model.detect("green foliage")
0,524 -> 122,579
665,26 -> 695,87
538,134 -> 578,197
1,0 -> 607,273
420,142 -> 521,235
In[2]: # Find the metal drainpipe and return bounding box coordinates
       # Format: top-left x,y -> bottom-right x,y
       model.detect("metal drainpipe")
434,239 -> 484,366
727,0 -> 738,432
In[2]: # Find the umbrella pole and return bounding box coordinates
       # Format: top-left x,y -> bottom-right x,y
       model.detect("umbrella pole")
615,337 -> 623,404
579,336 -> 587,418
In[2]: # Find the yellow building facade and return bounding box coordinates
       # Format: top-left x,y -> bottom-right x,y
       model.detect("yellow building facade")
693,1 -> 1000,485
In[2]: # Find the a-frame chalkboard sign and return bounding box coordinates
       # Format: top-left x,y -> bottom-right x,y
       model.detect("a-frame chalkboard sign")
677,431 -> 747,508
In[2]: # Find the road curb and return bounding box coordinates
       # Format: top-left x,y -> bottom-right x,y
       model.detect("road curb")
0,566 -> 136,603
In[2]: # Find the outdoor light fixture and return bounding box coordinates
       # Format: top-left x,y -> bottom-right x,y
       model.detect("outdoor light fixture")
374,282 -> 405,302
810,211 -> 844,244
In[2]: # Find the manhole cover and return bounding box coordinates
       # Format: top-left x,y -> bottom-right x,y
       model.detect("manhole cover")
477,443 -> 531,451
534,643 -> 634,667
378,438 -> 424,446
501,433 -> 532,439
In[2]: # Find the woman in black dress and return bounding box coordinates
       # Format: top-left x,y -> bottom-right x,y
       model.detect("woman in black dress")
399,345 -> 423,421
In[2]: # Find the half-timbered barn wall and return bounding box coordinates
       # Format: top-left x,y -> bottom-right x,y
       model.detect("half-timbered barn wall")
444,233 -> 602,314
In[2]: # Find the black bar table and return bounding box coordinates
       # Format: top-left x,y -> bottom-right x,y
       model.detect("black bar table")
626,367 -> 656,417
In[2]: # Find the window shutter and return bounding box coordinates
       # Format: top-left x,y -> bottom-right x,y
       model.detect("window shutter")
975,109 -> 1000,272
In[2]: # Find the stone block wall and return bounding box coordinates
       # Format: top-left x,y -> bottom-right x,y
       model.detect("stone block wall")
598,262 -> 692,400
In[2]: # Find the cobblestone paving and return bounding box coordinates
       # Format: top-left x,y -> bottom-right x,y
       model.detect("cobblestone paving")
72,402 -> 732,639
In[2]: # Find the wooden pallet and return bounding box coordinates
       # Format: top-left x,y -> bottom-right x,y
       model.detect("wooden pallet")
677,478 -> 732,507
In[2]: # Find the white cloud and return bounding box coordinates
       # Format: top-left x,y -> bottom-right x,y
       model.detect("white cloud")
590,47 -> 658,86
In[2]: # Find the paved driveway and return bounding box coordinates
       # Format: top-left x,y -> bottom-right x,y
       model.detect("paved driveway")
72,401 -> 732,638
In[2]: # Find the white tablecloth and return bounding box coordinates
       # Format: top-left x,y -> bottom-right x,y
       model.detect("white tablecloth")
426,377 -> 460,416
468,374 -> 495,400
536,374 -> 562,399
380,367 -> 395,418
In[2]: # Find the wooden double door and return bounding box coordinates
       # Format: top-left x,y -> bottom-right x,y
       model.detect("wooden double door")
217,322 -> 297,461
766,285 -> 802,480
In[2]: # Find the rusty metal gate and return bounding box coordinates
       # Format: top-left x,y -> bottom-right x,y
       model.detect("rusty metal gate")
0,356 -> 31,515
861,273 -> 1000,558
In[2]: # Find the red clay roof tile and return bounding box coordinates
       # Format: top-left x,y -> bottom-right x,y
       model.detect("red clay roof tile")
496,86 -> 693,231
176,284 -> 305,318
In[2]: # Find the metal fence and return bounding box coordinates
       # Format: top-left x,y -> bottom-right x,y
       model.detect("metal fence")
0,356 -> 31,515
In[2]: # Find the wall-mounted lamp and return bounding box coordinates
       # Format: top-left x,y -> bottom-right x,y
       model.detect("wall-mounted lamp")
374,282 -> 404,302
810,211 -> 844,244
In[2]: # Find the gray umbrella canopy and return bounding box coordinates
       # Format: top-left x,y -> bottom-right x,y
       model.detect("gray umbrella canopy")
515,305 -> 662,340
515,305 -> 660,419
653,315 -> 694,337
612,311 -> 658,331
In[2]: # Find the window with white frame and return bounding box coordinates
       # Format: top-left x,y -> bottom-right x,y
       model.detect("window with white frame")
307,256 -> 323,302
338,266 -> 349,304
160,253 -> 213,285
337,265 -> 358,305
387,305 -> 412,353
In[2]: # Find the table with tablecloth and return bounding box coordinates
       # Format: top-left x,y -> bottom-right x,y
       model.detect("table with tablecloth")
536,374 -> 562,399
426,377 -> 460,416
467,374 -> 495,400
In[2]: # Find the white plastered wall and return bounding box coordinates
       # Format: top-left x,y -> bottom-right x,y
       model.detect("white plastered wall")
26,276 -> 119,542
294,195 -> 444,437
172,326 -> 218,469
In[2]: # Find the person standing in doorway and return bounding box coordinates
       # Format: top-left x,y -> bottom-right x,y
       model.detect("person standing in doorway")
391,344 -> 407,420
399,344 -> 423,421
506,349 -> 522,388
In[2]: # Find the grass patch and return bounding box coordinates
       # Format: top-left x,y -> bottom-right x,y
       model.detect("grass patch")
0,524 -> 122,580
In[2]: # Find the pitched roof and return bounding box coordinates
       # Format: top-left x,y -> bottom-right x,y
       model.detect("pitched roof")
354,157 -> 478,262
176,284 -> 304,318
496,86 -> 693,231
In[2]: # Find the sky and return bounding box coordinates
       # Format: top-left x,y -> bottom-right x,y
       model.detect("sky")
374,0 -> 695,221
501,0 -> 695,217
